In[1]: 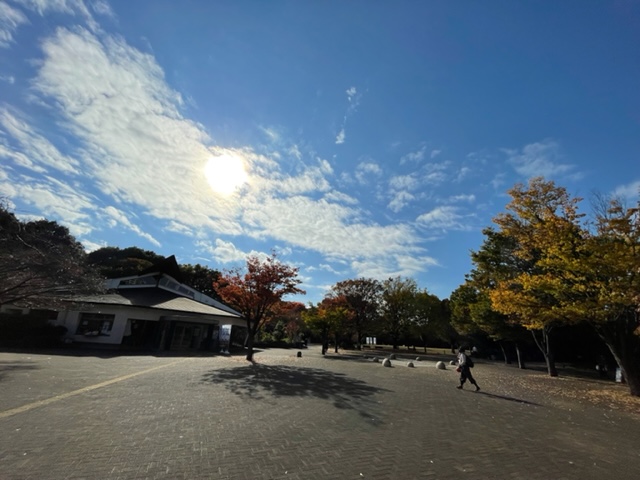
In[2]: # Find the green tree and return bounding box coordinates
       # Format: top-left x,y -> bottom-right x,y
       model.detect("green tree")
411,290 -> 448,352
180,263 -> 221,300
303,296 -> 351,354
380,276 -> 418,349
87,246 -> 164,278
330,278 -> 382,350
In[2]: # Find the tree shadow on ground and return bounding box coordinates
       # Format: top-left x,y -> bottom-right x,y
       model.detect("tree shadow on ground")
0,361 -> 40,381
476,391 -> 542,406
201,364 -> 390,421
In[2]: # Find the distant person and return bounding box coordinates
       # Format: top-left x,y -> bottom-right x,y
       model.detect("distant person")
456,347 -> 480,392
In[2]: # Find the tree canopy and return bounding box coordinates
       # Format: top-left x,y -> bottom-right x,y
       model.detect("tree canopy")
463,178 -> 640,395
214,253 -> 305,361
0,203 -> 103,307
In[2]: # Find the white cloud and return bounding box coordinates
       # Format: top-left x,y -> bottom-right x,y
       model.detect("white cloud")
350,253 -> 438,281
19,0 -> 99,30
506,139 -> 574,178
448,194 -> 475,203
1,22 -> 433,289
0,1 -> 28,48
387,174 -> 420,212
416,205 -> 473,232
81,238 -> 106,252
196,238 -> 249,264
389,174 -> 418,191
91,0 -> 114,17
334,85 -> 361,145
430,149 -> 442,159
260,126 -> 280,143
103,205 -> 161,247
613,180 -> 640,200
388,190 -> 415,213
355,161 -> 382,183
0,107 -> 80,174
306,263 -> 343,275
454,166 -> 471,182
324,190 -> 358,205
401,145 -> 427,164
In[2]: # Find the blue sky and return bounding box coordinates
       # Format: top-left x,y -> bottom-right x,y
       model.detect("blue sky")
1,0 -> 639,304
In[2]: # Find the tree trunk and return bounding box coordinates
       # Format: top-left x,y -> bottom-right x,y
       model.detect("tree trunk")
515,342 -> 526,369
531,327 -> 557,377
245,331 -> 255,362
594,314 -> 640,397
499,342 -> 510,365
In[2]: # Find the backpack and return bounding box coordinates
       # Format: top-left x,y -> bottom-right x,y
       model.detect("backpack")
466,356 -> 474,368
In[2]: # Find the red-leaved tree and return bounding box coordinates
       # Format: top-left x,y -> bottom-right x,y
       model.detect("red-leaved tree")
214,253 -> 305,361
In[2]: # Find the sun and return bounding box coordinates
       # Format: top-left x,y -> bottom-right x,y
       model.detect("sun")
204,153 -> 248,195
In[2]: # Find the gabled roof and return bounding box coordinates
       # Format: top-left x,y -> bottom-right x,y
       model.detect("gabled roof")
138,255 -> 184,283
70,288 -> 242,319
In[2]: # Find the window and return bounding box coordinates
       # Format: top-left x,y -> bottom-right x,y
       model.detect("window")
75,313 -> 115,336
119,276 -> 156,287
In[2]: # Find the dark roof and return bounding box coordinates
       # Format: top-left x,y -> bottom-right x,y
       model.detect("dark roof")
138,255 -> 184,283
69,288 -> 242,319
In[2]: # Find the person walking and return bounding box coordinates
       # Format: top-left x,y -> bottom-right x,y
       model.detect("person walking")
456,346 -> 480,391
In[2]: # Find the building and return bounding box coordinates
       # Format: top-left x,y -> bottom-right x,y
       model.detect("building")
51,256 -> 246,352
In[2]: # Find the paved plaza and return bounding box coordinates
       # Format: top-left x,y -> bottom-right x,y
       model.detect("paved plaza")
1,347 -> 639,480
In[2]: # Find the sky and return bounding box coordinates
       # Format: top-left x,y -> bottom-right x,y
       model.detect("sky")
1,0 -> 639,305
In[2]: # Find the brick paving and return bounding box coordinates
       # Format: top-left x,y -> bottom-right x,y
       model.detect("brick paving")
0,347 -> 639,480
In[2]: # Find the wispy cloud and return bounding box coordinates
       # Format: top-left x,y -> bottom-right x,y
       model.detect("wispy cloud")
335,86 -> 361,145
416,205 -> 473,232
613,180 -> 640,200
387,174 -> 420,212
505,139 -> 575,178
0,1 -> 28,48
0,107 -> 80,174
103,206 -> 161,247
447,194 -> 475,203
0,11 -> 435,285
401,145 -> 427,164
196,239 -> 250,264
355,161 -> 382,184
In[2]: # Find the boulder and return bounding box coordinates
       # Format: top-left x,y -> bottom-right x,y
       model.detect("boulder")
436,361 -> 446,370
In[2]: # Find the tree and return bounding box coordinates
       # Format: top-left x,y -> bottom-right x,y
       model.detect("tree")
330,278 -> 382,349
564,197 -> 640,395
0,203 -> 103,307
180,263 -> 221,300
411,290 -> 448,353
380,277 -> 419,349
450,280 -> 529,367
87,246 -> 164,278
213,253 -> 305,361
303,296 -> 351,354
452,228 -> 534,368
488,178 -> 585,376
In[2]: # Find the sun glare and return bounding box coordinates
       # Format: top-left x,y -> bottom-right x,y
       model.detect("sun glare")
205,153 -> 248,195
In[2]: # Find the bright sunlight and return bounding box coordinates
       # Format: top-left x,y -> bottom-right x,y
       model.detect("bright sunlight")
204,153 -> 248,195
